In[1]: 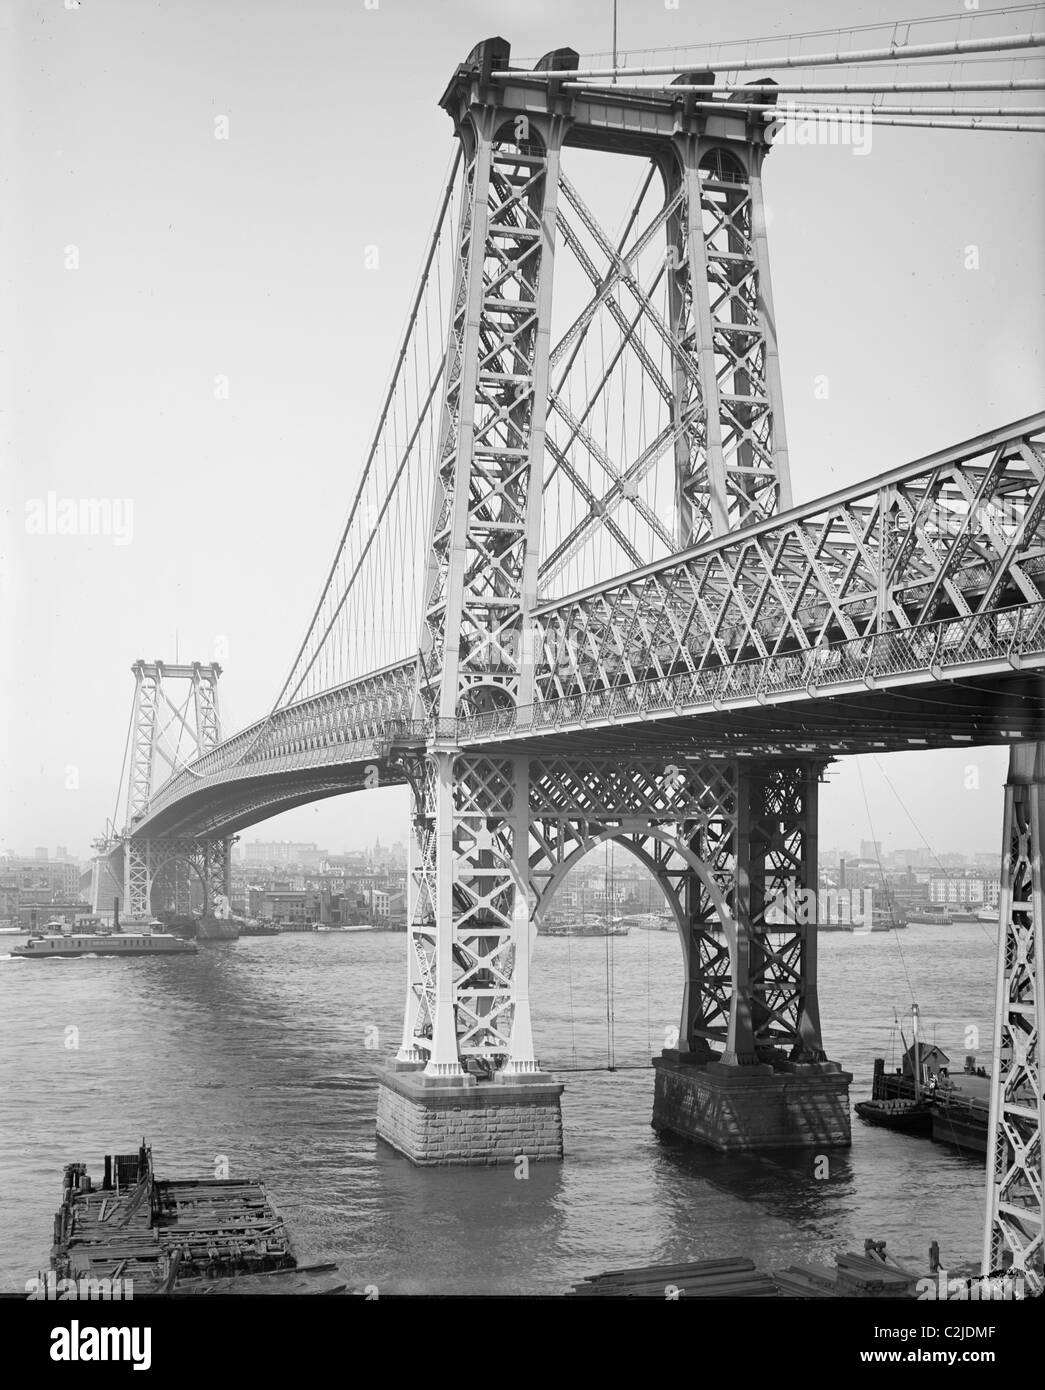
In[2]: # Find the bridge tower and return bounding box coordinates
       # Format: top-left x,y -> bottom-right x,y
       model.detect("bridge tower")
117,661 -> 230,921
377,38 -> 849,1165
983,742 -> 1045,1295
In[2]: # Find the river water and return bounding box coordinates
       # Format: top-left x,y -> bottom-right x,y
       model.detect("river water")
0,922 -> 997,1295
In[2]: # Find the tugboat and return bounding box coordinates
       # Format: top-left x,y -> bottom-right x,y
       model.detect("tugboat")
12,916 -> 196,959
854,1003 -> 934,1134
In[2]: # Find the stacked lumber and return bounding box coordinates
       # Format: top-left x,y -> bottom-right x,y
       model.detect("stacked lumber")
772,1261 -> 842,1297
569,1248 -> 926,1299
567,1256 -> 779,1298
835,1252 -> 918,1297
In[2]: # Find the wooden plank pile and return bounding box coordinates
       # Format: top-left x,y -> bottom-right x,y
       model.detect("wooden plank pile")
567,1256 -> 780,1298
772,1261 -> 842,1297
569,1244 -> 925,1299
835,1251 -> 919,1298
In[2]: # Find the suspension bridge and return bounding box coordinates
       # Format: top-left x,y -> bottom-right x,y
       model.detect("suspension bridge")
89,31 -> 1044,1289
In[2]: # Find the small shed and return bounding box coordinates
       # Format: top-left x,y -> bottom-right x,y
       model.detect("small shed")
902,1042 -> 950,1082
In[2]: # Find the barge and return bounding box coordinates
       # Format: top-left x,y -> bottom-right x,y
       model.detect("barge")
48,1141 -> 346,1295
870,1055 -> 990,1155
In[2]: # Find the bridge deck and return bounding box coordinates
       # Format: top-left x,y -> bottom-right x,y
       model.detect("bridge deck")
123,412 -> 1045,839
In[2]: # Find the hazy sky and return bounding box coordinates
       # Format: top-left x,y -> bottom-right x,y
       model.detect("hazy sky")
3,0 -> 1043,863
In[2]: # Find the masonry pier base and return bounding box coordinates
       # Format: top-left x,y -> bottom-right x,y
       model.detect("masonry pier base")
376,1064 -> 564,1166
652,1053 -> 853,1151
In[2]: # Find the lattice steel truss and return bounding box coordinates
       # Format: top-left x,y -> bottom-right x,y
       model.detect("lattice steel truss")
663,139 -> 791,541
121,661 -> 227,920
418,100 -> 564,721
535,415 -> 1045,706
984,743 -> 1045,1293
393,749 -> 824,1075
120,836 -> 231,921
395,752 -> 536,1075
417,39 -> 794,727
125,662 -> 224,827
124,418 -> 1045,840
140,661 -> 416,829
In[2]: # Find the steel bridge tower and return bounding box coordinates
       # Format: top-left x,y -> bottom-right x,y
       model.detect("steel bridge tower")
983,743 -> 1045,1294
97,661 -> 232,921
377,38 -> 850,1164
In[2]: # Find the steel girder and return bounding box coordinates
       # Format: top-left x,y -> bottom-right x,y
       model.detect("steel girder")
393,750 -> 825,1074
983,742 -> 1045,1293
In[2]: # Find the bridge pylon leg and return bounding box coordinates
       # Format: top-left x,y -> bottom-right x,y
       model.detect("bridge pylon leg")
200,838 -> 232,916
654,758 -> 852,1151
983,743 -> 1045,1294
379,751 -> 563,1165
123,838 -> 152,921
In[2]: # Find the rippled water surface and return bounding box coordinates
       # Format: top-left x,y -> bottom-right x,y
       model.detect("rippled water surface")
0,923 -> 997,1294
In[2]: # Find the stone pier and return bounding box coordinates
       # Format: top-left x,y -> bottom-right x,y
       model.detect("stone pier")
376,1065 -> 564,1166
652,1052 -> 853,1151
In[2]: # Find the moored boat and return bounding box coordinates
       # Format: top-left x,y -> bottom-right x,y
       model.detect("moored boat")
906,907 -> 954,925
238,920 -> 281,937
856,1002 -> 935,1136
854,1096 -> 934,1133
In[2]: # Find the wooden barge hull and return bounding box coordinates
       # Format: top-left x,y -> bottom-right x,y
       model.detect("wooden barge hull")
50,1144 -> 346,1295
930,1106 -> 989,1155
